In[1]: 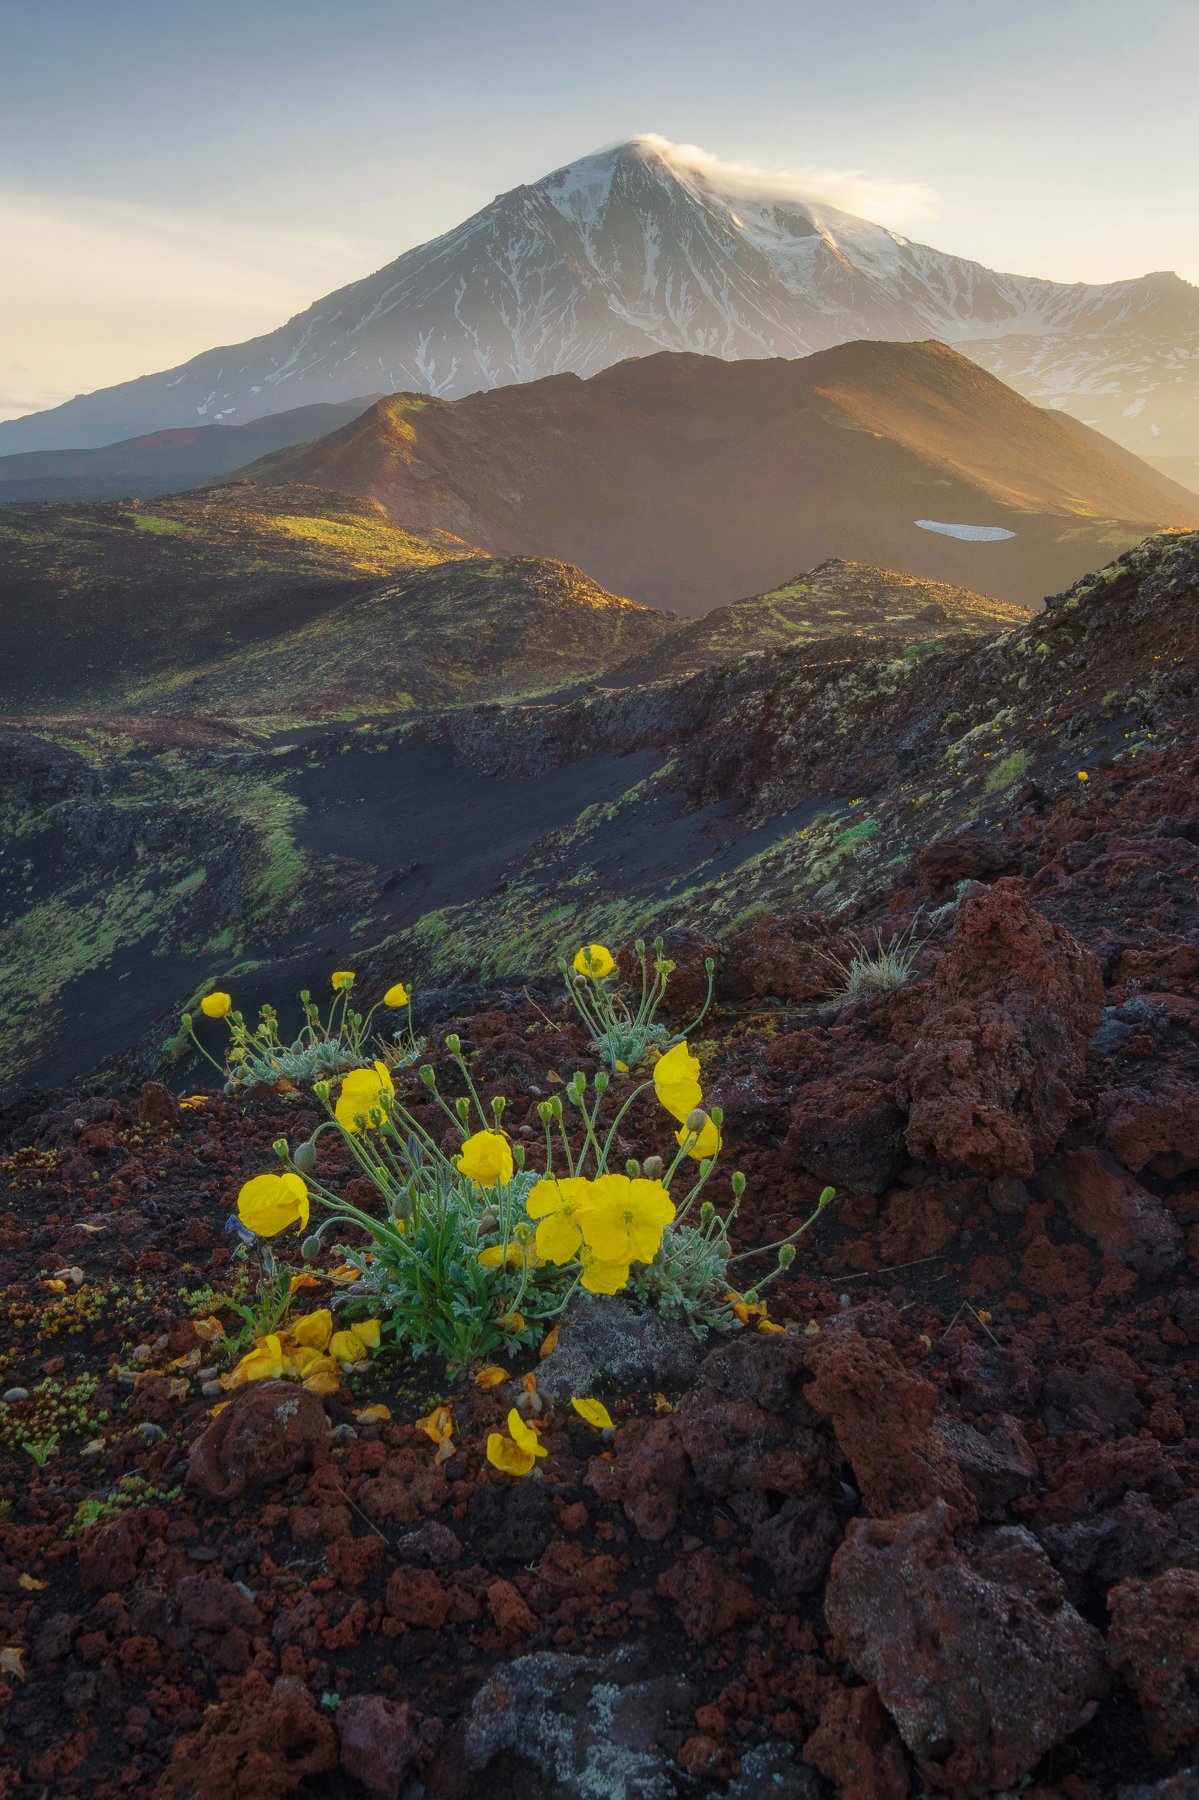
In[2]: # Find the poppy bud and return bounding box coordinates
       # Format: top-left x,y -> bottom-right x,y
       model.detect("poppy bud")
778,1244 -> 796,1267
818,1186 -> 836,1207
455,1096 -> 470,1123
731,1171 -> 746,1198
445,1033 -> 461,1055
700,1200 -> 715,1223
625,1158 -> 641,1177
419,1064 -> 437,1088
181,1012 -> 193,1029
272,1137 -> 290,1160
642,1155 -> 664,1179
477,1210 -> 498,1236
300,1235 -> 321,1259
593,1071 -> 610,1095
292,1141 -> 316,1173
685,1108 -> 708,1134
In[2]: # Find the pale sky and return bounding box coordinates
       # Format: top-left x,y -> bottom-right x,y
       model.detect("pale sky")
2,0 -> 1197,421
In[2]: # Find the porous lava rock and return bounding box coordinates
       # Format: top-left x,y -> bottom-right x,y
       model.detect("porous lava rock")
783,1073 -> 906,1194
1108,1569 -> 1199,1759
825,1499 -> 1106,1794
535,1291 -> 702,1405
1101,1074 -> 1199,1177
185,1380 -> 327,1501
898,878 -> 1103,1177
156,1671 -> 338,1798
805,1320 -> 977,1523
1039,1145 -> 1183,1278
337,1694 -> 443,1798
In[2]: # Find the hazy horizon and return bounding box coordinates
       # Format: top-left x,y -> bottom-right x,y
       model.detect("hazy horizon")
2,0 -> 1197,423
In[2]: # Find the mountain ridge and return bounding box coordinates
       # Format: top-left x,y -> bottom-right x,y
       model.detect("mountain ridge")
3,136 -> 1195,457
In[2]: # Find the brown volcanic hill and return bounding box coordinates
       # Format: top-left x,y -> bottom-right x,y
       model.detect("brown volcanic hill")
607,557 -> 1030,683
0,483 -> 673,719
234,341 -> 1198,612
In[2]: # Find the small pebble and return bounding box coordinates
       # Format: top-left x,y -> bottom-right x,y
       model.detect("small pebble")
2,1388 -> 30,1404
197,1367 -> 218,1382
200,1380 -> 223,1398
327,1423 -> 358,1443
130,1344 -> 154,1365
137,1422 -> 165,1442
838,1294 -> 852,1310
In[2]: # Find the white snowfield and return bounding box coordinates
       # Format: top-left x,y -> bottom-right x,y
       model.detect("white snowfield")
1,136 -> 1196,457
914,520 -> 1018,541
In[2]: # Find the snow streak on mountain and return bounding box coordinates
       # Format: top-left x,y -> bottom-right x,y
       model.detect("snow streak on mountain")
4,137 -> 1197,456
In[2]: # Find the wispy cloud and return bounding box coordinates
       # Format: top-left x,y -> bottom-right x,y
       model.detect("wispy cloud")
0,187 -> 386,421
633,134 -> 942,229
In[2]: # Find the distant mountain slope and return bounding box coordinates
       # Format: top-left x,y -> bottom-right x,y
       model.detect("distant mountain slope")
2,137 -> 1194,458
235,341 -> 1197,610
0,397 -> 380,504
607,559 -> 1030,683
1144,453 -> 1199,499
0,485 -> 671,718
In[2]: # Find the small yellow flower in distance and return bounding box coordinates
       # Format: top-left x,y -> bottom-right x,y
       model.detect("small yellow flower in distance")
573,943 -> 615,979
335,1061 -> 395,1133
615,1059 -> 630,1074
653,1040 -> 702,1123
507,1407 -> 547,1460
456,1129 -> 514,1188
237,1171 -> 309,1237
578,1248 -> 632,1295
200,991 -> 231,1019
571,1396 -> 614,1430
290,1309 -> 333,1351
415,1403 -> 454,1444
582,1174 -> 675,1266
676,1113 -> 722,1160
474,1365 -> 509,1389
331,970 -> 356,990
384,981 -> 410,1007
526,1176 -> 598,1264
486,1431 -> 536,1476
759,1319 -> 787,1334
1076,770 -> 1089,782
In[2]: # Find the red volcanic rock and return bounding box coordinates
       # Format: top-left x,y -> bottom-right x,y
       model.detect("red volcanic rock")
677,1391 -> 827,1501
804,1683 -> 911,1800
385,1566 -> 450,1630
135,1080 -> 180,1126
486,1577 -> 538,1639
1041,1145 -> 1183,1278
176,1575 -> 259,1635
585,1416 -> 689,1542
805,1323 -> 976,1523
157,1672 -> 338,1798
337,1694 -> 442,1799
1101,1074 -> 1199,1177
825,1501 -> 1106,1795
78,1516 -> 140,1595
657,1547 -> 756,1644
185,1381 -> 327,1502
724,912 -> 831,1003
783,1073 -> 906,1195
898,879 -> 1103,1178
1108,1569 -> 1199,1758
915,827 -> 1015,895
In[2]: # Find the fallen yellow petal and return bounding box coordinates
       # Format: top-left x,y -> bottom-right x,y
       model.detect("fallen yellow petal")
0,1648 -> 26,1681
474,1366 -> 509,1389
289,1272 -> 323,1293
415,1403 -> 454,1445
43,1279 -> 67,1294
355,1403 -> 391,1424
302,1370 -> 341,1396
539,1324 -> 562,1359
486,1432 -> 536,1476
571,1396 -> 614,1430
18,1574 -> 47,1592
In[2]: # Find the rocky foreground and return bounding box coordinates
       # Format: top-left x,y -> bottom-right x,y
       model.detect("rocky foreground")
0,800 -> 1196,1792
0,534 -> 1197,1797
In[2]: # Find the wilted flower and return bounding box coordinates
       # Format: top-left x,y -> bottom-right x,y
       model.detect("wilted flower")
334,1061 -> 395,1133
330,1318 -> 381,1363
456,1129 -> 513,1188
200,991 -> 231,1019
653,1040 -> 702,1123
384,981 -> 410,1007
224,1332 -> 287,1387
237,1171 -> 309,1237
290,1309 -> 333,1350
572,943 -> 615,980
474,1365 -> 509,1389
415,1403 -> 454,1444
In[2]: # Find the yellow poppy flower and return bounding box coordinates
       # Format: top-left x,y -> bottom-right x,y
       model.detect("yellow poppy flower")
507,1408 -> 547,1460
572,943 -> 615,980
384,981 -> 410,1007
331,970 -> 356,990
478,1239 -> 540,1270
526,1175 -> 598,1264
581,1174 -> 675,1266
578,1247 -> 632,1295
653,1041 -> 702,1123
200,991 -> 231,1019
571,1396 -> 614,1430
237,1171 -> 309,1238
290,1309 -> 333,1351
456,1129 -> 514,1188
676,1113 -> 722,1160
334,1061 -> 395,1133
486,1431 -> 536,1476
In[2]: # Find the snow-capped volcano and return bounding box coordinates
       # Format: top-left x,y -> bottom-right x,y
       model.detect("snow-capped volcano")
4,136 -> 1197,456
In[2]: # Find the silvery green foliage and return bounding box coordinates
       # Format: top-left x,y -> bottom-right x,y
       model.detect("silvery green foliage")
633,1222 -> 732,1336
589,1020 -> 673,1071
230,1037 -> 361,1088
